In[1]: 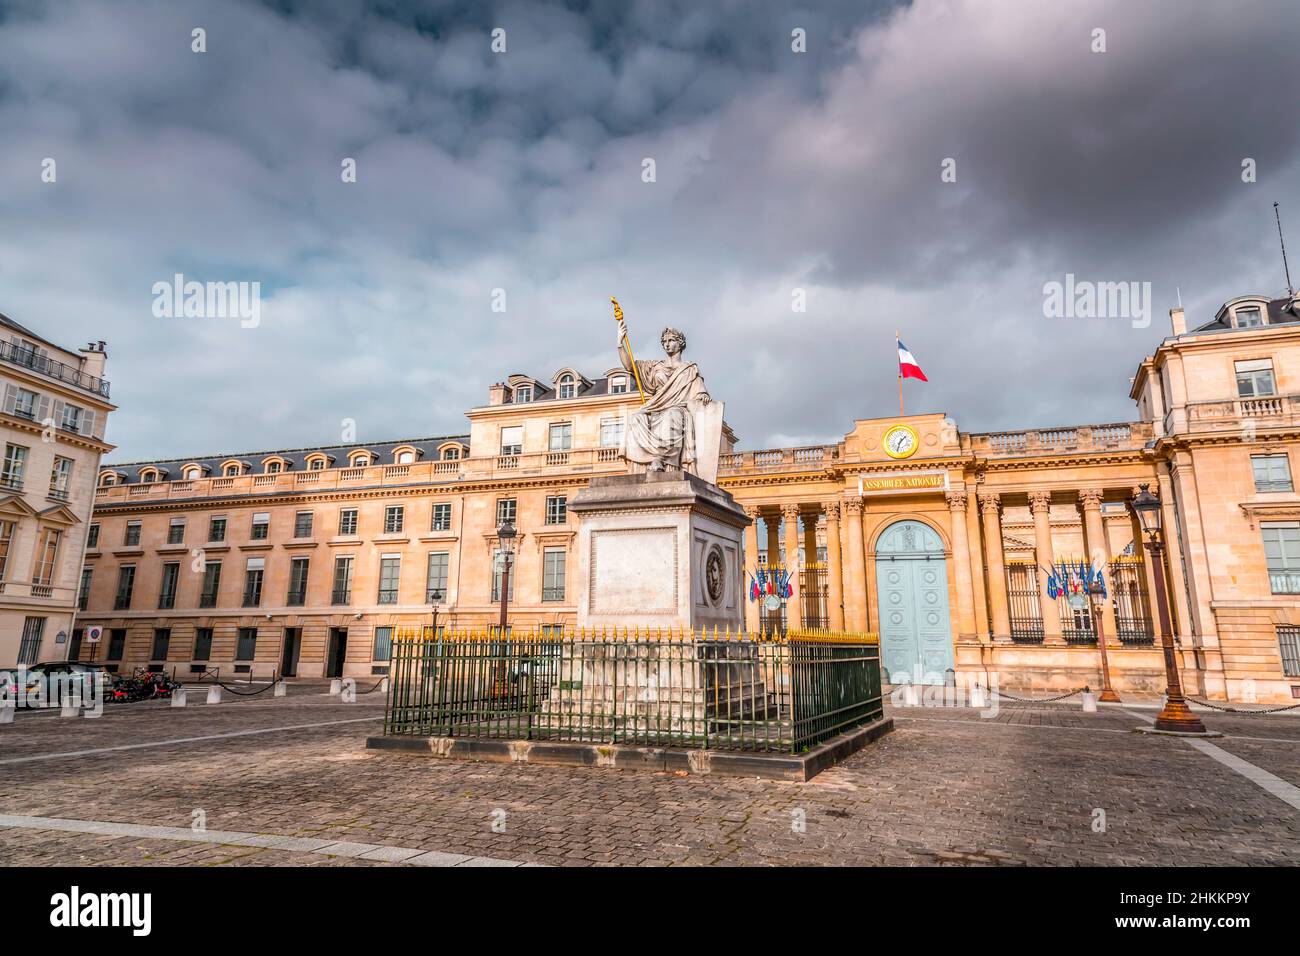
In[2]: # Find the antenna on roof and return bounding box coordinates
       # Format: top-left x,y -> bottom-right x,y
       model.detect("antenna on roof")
1275,202 -> 1294,297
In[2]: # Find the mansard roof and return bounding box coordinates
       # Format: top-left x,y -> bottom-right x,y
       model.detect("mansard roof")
101,435 -> 469,485
1192,294 -> 1300,334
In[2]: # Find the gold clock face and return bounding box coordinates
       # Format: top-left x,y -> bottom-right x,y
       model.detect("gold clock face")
883,424 -> 919,459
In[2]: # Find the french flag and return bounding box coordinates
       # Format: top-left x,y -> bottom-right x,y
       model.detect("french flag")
897,338 -> 928,382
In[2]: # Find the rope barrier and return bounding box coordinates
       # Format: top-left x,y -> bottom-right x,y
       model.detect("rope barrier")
354,678 -> 387,695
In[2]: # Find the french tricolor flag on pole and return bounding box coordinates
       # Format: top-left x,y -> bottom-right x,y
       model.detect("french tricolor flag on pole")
897,336 -> 928,381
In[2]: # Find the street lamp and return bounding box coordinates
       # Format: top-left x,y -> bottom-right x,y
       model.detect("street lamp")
427,587 -> 445,639
496,521 -> 517,636
1130,484 -> 1208,734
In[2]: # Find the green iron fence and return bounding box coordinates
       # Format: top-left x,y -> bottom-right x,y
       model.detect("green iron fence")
383,627 -> 882,754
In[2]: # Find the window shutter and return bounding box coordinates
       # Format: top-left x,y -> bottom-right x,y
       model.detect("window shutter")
2,384 -> 16,415
51,400 -> 65,430
34,395 -> 51,425
81,410 -> 96,437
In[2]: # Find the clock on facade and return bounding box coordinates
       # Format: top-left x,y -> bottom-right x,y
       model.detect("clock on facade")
882,424 -> 920,460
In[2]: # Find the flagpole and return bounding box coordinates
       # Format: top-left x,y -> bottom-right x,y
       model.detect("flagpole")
896,330 -> 904,416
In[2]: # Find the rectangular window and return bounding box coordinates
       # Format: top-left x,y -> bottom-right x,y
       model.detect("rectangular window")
193,627 -> 213,662
199,562 -> 221,608
332,556 -> 353,604
235,627 -> 257,661
150,628 -> 171,662
373,626 -> 393,663
1252,454 -> 1293,493
13,388 -> 37,419
61,402 -> 84,433
383,506 -> 404,534
32,528 -> 60,586
1278,625 -> 1300,677
294,511 -> 314,538
1262,523 -> 1300,594
1236,359 -> 1277,398
114,565 -> 136,609
491,549 -> 515,603
500,425 -> 523,456
208,516 -> 226,542
17,616 -> 45,665
496,498 -> 517,526
124,520 -> 141,546
542,547 -> 566,602
0,520 -> 11,580
250,512 -> 270,540
158,562 -> 180,609
431,503 -> 452,531
426,552 -> 449,602
548,422 -> 572,452
0,444 -> 26,490
545,495 -> 567,525
49,457 -> 73,500
338,508 -> 358,536
78,567 -> 92,611
87,524 -> 100,549
242,558 -> 264,607
610,376 -> 628,394
514,385 -> 532,404
378,554 -> 401,604
106,628 -> 126,661
287,557 -> 309,606
1235,307 -> 1264,328
600,417 -> 624,448
167,517 -> 185,544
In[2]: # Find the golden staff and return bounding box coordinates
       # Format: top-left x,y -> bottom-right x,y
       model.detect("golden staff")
611,296 -> 647,404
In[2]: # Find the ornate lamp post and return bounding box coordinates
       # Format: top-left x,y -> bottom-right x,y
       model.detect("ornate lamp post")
1089,589 -> 1121,703
1130,485 -> 1208,734
496,521 -> 516,636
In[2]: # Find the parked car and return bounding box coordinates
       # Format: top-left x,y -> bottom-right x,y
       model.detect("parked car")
10,661 -> 112,707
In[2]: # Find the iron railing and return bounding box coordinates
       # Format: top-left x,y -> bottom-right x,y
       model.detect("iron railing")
383,627 -> 882,754
1006,562 -> 1044,643
0,339 -> 111,398
1109,558 -> 1154,644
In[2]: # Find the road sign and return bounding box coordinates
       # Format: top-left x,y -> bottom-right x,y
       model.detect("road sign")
86,625 -> 103,643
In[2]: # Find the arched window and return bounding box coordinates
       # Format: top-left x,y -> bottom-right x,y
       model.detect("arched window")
309,457 -> 326,471
140,470 -> 158,484
100,473 -> 116,486
396,450 -> 414,464
266,460 -> 282,474
609,375 -> 628,394
558,374 -> 576,399
183,466 -> 200,480
224,464 -> 241,477
443,447 -> 460,461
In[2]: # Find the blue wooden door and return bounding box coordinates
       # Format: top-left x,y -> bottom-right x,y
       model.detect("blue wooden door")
875,520 -> 954,685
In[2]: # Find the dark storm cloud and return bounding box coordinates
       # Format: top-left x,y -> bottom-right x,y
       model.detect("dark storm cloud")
0,0 -> 1296,459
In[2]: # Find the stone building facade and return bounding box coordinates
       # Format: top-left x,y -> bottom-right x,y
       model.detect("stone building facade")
80,293 -> 1300,702
0,313 -> 114,667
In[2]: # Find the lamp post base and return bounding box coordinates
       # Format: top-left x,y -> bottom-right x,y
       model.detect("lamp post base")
1098,688 -> 1122,703
1152,698 -> 1209,735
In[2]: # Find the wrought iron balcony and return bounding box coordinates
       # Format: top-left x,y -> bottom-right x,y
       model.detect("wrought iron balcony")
0,339 -> 110,399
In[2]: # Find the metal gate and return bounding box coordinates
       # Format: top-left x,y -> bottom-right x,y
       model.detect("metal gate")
1109,557 -> 1154,644
1006,561 -> 1044,643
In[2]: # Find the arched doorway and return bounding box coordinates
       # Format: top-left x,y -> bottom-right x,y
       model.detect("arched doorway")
875,519 -> 954,685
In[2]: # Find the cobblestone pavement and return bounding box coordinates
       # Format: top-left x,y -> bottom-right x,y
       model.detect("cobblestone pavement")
1,686 -> 1298,866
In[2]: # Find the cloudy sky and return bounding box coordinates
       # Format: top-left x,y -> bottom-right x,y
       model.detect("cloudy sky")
1,0 -> 1298,463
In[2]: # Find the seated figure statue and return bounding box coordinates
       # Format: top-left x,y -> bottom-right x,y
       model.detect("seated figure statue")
615,320 -> 714,475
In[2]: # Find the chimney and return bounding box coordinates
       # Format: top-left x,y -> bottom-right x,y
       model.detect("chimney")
79,342 -> 108,381
1169,307 -> 1186,336
488,382 -> 507,406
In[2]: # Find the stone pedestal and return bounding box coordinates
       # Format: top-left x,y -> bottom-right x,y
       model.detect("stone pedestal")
570,470 -> 749,633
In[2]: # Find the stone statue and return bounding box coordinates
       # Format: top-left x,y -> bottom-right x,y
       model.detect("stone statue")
615,314 -> 724,483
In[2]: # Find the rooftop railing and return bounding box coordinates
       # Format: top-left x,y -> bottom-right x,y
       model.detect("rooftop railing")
0,340 -> 110,399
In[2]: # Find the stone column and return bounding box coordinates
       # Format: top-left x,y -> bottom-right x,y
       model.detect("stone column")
1078,489 -> 1119,643
743,505 -> 761,634
946,491 -> 977,642
782,504 -> 802,629
965,491 -> 989,639
979,493 -> 1011,640
842,497 -> 868,632
765,511 -> 780,568
1030,491 -> 1063,641
824,501 -> 845,630
802,510 -> 820,565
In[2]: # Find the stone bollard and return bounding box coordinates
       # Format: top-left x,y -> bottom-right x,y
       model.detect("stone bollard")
329,678 -> 342,696
1,702 -> 15,724
206,685 -> 221,704
171,688 -> 187,708
274,681 -> 287,698
380,677 -> 389,694
1081,691 -> 1098,713
341,678 -> 357,703
60,695 -> 80,718
969,684 -> 988,709
899,684 -> 920,707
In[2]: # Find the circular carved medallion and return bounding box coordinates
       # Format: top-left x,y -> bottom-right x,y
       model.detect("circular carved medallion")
705,546 -> 725,605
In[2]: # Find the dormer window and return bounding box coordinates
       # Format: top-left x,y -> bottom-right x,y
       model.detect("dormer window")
266,461 -> 282,474
558,374 -> 576,399
140,469 -> 159,484
610,375 -> 628,394
1235,307 -> 1264,329
224,464 -> 241,477
309,457 -> 326,471
183,466 -> 200,480
395,450 -> 414,464
100,473 -> 116,486
514,385 -> 533,404
443,447 -> 460,461
349,451 -> 372,467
